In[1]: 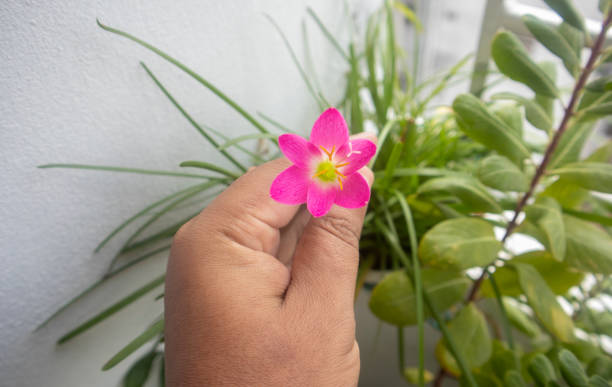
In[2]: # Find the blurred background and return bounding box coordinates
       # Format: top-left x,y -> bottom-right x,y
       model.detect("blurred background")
0,0 -> 607,386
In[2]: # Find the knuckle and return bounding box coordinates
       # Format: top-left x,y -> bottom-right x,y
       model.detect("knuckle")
314,213 -> 361,250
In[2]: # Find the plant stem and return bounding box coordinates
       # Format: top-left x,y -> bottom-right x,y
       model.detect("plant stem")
464,9 -> 612,305
434,11 -> 612,386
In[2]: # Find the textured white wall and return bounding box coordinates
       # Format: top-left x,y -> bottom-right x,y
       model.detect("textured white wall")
0,1 -> 381,386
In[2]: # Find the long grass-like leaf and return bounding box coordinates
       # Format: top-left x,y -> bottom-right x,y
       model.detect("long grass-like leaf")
206,125 -> 268,163
306,7 -> 349,61
38,164 -> 214,179
179,161 -> 240,179
96,20 -> 270,135
263,14 -> 326,111
383,1 -> 397,113
102,318 -> 164,370
302,20 -> 329,108
217,133 -> 279,151
35,245 -> 170,331
140,62 -> 247,172
95,184 -> 207,253
416,54 -> 472,115
257,112 -> 297,134
119,214 -> 197,254
487,269 -> 520,371
58,275 -> 165,344
394,190 -> 425,386
368,118 -> 398,167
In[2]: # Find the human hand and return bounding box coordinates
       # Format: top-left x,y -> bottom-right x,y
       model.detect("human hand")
164,134 -> 375,386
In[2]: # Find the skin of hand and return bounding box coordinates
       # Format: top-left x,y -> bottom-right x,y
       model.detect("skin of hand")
164,133 -> 376,386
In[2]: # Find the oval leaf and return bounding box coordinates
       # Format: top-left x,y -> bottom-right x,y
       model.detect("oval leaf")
549,122 -> 595,169
524,14 -> 580,76
524,197 -> 566,261
550,162 -> 612,193
491,31 -> 559,97
528,353 -> 558,386
477,155 -> 529,192
512,262 -> 575,342
453,93 -> 531,165
491,102 -> 523,138
543,0 -> 586,33
418,175 -> 502,213
558,349 -> 589,387
564,214 -> 612,275
419,218 -> 502,271
491,92 -> 552,132
123,352 -> 158,387
443,304 -> 493,369
369,268 -> 470,326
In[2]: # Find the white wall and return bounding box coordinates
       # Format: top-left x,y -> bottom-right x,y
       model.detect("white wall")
0,1 -> 381,385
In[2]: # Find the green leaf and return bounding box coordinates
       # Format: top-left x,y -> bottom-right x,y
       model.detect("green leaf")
523,15 -> 580,76
543,0 -> 587,33
123,352 -> 158,387
550,162 -> 612,193
491,92 -> 552,132
576,309 -> 612,337
577,102 -> 612,121
369,268 -> 469,326
482,251 -> 584,297
217,133 -> 279,151
504,370 -> 528,387
503,298 -> 542,337
477,154 -> 529,192
392,1 -> 423,31
103,319 -> 164,370
453,93 -> 531,165
443,304 -> 493,369
306,7 -> 349,61
512,262 -> 575,342
585,76 -> 612,93
587,356 -> 612,379
38,163 -> 214,179
419,218 -> 502,271
535,61 -> 558,118
549,122 -> 596,169
528,353 -> 558,386
558,22 -> 584,59
524,197 -> 566,261
58,275 -> 165,344
491,31 -> 559,97
559,349 -> 589,387
417,175 -> 502,213
491,103 -> 523,138
179,161 -> 240,179
96,20 -> 270,135
588,375 -> 611,387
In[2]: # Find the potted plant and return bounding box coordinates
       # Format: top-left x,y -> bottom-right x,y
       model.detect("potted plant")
41,0 -> 612,385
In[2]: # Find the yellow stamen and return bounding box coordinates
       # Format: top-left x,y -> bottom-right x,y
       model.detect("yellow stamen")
336,170 -> 346,178
335,162 -> 350,168
312,167 -> 330,178
337,177 -> 343,190
319,145 -> 332,159
330,145 -> 335,161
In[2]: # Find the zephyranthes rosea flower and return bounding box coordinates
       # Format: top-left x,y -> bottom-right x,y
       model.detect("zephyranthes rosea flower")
270,108 -> 377,217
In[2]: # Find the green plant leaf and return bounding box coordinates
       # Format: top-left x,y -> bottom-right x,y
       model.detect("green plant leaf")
503,298 -> 542,338
543,0 -> 587,33
564,214 -> 612,274
549,122 -> 595,169
96,20 -> 270,136
369,268 -> 469,326
558,349 -> 589,387
491,102 -> 524,138
403,368 -> 433,384
504,369 -> 528,387
577,102 -> 612,121
524,197 -> 566,261
38,163 -> 214,179
535,61 -> 558,119
179,161 -> 240,179
58,275 -> 165,344
306,7 -> 349,61
491,92 -> 553,132
528,353 -> 558,387
453,93 -> 531,165
417,175 -> 502,213
103,318 -> 164,371
587,356 -> 612,379
523,15 -> 580,76
477,155 -> 529,192
512,262 -> 575,342
419,218 -> 501,271
123,351 -> 158,387
558,22 -> 584,59
392,1 -> 423,31
491,31 -> 559,98
483,251 -> 584,297
550,162 -> 612,193
217,133 -> 279,151
576,309 -> 612,337
588,375 -> 611,387
441,304 -> 493,370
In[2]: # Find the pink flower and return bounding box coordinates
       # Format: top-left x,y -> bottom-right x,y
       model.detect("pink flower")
270,108 -> 377,217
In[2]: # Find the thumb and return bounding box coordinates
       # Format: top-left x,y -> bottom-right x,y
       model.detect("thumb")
283,167 -> 374,319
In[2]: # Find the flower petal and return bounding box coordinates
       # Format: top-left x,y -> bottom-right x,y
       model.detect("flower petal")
336,139 -> 377,175
309,107 -> 349,151
335,172 -> 371,209
270,166 -> 309,204
307,181 -> 338,217
278,133 -> 321,168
